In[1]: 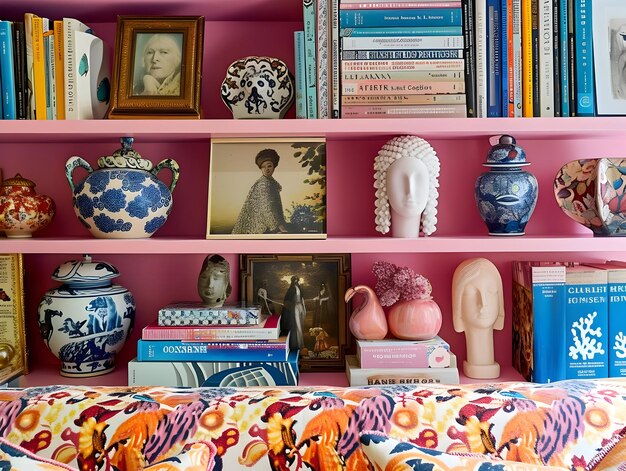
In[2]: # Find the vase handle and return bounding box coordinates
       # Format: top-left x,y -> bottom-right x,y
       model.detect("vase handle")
152,159 -> 180,194
65,156 -> 94,192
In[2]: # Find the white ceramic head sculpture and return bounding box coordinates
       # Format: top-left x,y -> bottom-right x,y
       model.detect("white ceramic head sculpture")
451,257 -> 505,379
374,135 -> 440,237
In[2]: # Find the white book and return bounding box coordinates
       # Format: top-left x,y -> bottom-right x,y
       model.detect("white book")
45,33 -> 57,119
345,353 -> 460,386
63,17 -> 92,120
73,30 -> 110,120
316,0 -> 330,118
341,35 -> 464,50
475,0 -> 488,117
538,0 -> 554,116
330,0 -> 340,118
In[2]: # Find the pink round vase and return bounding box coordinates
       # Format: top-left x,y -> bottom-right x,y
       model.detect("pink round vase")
387,297 -> 442,340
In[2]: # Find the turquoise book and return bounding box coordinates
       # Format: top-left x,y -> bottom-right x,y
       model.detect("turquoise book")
573,0 -> 595,116
340,8 -> 463,28
294,31 -> 306,119
587,262 -> 626,377
302,0 -> 317,119
0,20 -> 16,119
565,265 -> 608,379
512,261 -> 567,383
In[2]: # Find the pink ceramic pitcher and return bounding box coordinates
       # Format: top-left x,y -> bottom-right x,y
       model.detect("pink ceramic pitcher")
345,285 -> 388,340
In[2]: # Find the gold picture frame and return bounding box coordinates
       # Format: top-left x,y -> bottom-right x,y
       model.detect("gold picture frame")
0,254 -> 27,384
107,16 -> 204,119
207,138 -> 327,239
240,254 -> 351,372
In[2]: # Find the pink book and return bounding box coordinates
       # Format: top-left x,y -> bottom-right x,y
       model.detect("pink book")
142,314 -> 280,341
357,336 -> 451,368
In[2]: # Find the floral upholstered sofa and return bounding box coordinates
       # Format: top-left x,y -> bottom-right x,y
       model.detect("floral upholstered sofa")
0,379 -> 625,470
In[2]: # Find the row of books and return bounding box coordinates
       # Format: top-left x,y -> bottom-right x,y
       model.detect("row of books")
0,14 -> 109,120
337,0 -> 468,119
128,302 -> 299,387
345,335 -> 459,386
512,260 -> 626,384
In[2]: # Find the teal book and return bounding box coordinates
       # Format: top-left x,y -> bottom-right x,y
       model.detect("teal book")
565,265 -> 608,379
340,8 -> 463,28
0,20 -> 15,119
294,31 -> 306,119
573,0 -> 595,116
136,335 -> 290,362
512,261 -> 567,383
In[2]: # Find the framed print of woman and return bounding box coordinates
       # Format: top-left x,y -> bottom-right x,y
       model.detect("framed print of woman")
133,33 -> 183,96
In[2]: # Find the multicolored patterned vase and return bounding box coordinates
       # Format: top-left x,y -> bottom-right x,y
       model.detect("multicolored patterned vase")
554,158 -> 626,236
37,255 -> 135,377
65,137 -> 180,238
475,135 -> 538,235
0,174 -> 55,238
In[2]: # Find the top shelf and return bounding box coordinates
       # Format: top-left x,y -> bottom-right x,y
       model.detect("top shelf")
1,117 -> 626,143
2,0 -> 302,23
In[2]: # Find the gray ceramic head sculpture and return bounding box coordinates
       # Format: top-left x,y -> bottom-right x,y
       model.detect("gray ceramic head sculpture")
197,254 -> 232,307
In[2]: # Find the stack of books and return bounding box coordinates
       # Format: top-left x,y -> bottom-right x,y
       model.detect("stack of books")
128,303 -> 299,387
345,335 -> 459,386
338,0 -> 467,119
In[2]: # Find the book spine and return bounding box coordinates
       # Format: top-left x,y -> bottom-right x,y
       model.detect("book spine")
340,1 -> 462,8
31,16 -> 47,120
341,0 -> 461,3
142,326 -> 277,341
330,0 -> 340,118
343,69 -> 464,80
461,0 -> 476,117
303,0 -> 318,119
24,13 -> 35,119
63,18 -> 92,120
340,26 -> 463,36
341,35 -> 464,50
341,58 -> 465,70
342,92 -> 466,104
340,103 -> 467,117
341,49 -> 464,60
11,22 -> 27,119
607,271 -> 626,377
43,32 -> 54,120
530,0 -> 540,115
136,339 -> 288,362
339,8 -> 463,27
157,306 -> 262,326
551,0 -> 561,117
343,79 -> 464,94
0,21 -> 16,119
521,0 -> 533,116
316,0 -> 329,118
487,0 -> 501,116
358,347 -> 451,368
565,270 -> 608,379
499,0 -> 513,118
294,31 -> 307,119
558,0 -> 569,116
346,355 -> 459,386
573,0 -> 594,116
475,0 -> 488,117
512,0 -> 523,116
538,0 -> 553,116
566,0 -> 576,115
53,20 -> 64,120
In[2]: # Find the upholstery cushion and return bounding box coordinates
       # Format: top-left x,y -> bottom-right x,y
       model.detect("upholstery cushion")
0,436 -> 77,470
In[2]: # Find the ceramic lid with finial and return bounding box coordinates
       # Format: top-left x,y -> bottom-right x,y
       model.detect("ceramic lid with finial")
97,137 -> 153,171
52,255 -> 120,287
483,134 -> 530,167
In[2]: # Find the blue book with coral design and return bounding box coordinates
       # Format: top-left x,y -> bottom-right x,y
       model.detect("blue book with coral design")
565,266 -> 608,379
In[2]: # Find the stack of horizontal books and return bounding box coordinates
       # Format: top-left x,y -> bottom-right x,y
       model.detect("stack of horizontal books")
345,335 -> 459,386
128,302 -> 299,387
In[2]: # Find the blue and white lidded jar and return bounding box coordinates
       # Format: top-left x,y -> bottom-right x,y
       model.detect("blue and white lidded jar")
37,255 -> 135,377
475,135 -> 538,235
65,137 -> 180,238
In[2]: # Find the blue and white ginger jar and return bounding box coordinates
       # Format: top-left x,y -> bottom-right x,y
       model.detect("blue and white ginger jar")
65,137 -> 180,238
475,134 -> 538,235
37,255 -> 136,377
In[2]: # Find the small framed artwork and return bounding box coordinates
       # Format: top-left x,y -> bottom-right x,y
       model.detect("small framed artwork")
0,254 -> 27,384
240,254 -> 351,371
593,0 -> 626,115
207,138 -> 327,239
106,16 -> 204,119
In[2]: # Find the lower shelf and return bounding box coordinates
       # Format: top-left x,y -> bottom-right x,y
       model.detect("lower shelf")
9,364 -> 526,388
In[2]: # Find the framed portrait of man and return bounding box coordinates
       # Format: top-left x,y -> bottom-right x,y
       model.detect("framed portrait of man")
207,138 -> 327,239
240,254 -> 351,372
107,16 -> 204,119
